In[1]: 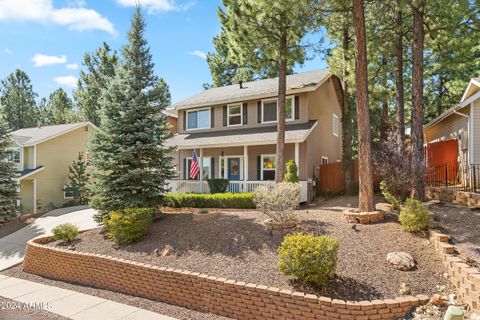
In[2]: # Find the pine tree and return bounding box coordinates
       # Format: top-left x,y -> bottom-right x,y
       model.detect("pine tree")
219,0 -> 322,182
75,42 -> 118,127
65,153 -> 90,206
89,7 -> 174,219
0,117 -> 19,221
44,88 -> 79,125
0,69 -> 39,130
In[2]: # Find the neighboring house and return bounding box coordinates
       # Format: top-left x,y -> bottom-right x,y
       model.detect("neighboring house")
162,107 -> 178,134
8,122 -> 95,214
166,69 -> 344,201
424,77 -> 480,169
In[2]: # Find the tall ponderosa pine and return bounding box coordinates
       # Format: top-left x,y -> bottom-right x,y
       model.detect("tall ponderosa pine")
219,0 -> 322,182
44,88 -> 79,125
0,118 -> 18,221
89,7 -> 174,219
75,42 -> 118,127
353,0 -> 375,212
0,69 -> 39,130
65,153 -> 90,206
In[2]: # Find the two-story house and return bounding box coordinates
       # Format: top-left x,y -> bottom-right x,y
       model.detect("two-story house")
166,69 -> 343,201
9,122 -> 94,214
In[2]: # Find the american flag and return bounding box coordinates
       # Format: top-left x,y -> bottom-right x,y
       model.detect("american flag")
189,148 -> 200,180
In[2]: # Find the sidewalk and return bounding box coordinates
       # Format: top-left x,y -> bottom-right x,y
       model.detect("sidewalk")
0,275 -> 176,320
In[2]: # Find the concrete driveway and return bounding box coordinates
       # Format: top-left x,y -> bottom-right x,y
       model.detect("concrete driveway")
0,206 -> 99,271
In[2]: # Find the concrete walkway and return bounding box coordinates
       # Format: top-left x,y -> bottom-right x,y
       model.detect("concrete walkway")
0,206 -> 99,271
0,275 -> 176,320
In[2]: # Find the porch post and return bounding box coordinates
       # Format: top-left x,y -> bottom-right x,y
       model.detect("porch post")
199,148 -> 204,181
33,179 -> 37,214
295,142 -> 300,175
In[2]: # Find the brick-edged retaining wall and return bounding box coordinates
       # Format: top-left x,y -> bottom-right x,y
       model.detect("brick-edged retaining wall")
23,237 -> 427,320
430,230 -> 480,312
426,186 -> 480,207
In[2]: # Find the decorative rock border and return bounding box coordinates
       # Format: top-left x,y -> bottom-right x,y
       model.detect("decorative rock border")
426,187 -> 480,207
264,219 -> 297,230
192,211 -> 221,222
23,236 -> 427,320
343,209 -> 385,224
430,230 -> 480,312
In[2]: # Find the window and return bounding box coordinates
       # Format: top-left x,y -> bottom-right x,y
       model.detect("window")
261,96 -> 294,123
186,156 -> 211,180
187,108 -> 210,130
6,149 -> 20,163
227,104 -> 242,126
321,157 -> 329,165
64,185 -> 74,199
261,154 -> 276,180
333,114 -> 339,137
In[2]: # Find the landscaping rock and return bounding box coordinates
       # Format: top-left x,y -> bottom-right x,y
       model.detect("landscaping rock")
470,313 -> 480,320
387,251 -> 416,271
162,245 -> 174,256
25,218 -> 36,224
376,202 -> 394,214
399,282 -> 411,295
430,293 -> 446,306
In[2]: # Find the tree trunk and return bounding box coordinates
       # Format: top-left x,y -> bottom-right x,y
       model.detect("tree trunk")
380,56 -> 389,141
275,30 -> 287,182
353,0 -> 375,212
341,20 -> 355,195
395,0 -> 405,150
411,0 -> 426,201
437,74 -> 445,116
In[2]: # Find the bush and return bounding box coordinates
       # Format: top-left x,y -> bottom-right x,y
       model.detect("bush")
253,182 -> 300,222
284,160 -> 299,183
103,208 -> 155,245
52,223 -> 79,243
278,233 -> 339,286
163,193 -> 255,209
380,181 -> 400,210
207,179 -> 229,194
399,198 -> 430,232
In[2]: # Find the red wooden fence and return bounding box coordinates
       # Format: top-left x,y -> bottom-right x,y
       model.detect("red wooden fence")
318,160 -> 359,194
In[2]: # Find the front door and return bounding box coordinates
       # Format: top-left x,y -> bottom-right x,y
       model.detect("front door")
227,157 -> 241,181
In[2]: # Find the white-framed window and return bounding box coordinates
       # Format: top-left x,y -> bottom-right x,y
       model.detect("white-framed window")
64,185 -> 74,199
261,154 -> 276,180
321,156 -> 329,165
261,96 -> 295,123
227,103 -> 243,126
187,107 -> 211,130
333,113 -> 339,137
186,156 -> 212,180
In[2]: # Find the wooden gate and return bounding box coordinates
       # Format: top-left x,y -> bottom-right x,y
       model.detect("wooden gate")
318,160 -> 359,194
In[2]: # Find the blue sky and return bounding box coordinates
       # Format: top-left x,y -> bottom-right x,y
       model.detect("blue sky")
0,0 -> 328,104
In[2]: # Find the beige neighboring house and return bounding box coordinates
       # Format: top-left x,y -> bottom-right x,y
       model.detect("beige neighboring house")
166,69 -> 344,202
9,122 -> 95,214
424,77 -> 480,169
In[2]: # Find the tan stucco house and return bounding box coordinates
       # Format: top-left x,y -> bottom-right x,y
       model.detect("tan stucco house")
166,69 -> 344,201
424,77 -> 480,169
9,122 -> 94,214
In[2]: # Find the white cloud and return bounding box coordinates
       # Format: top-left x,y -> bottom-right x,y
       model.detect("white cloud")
116,0 -> 194,14
66,63 -> 79,70
3,48 -> 12,54
31,54 -> 67,67
54,76 -> 78,87
189,50 -> 207,60
0,0 -> 115,34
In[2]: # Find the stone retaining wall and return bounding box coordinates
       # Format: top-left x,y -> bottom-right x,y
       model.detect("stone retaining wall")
23,236 -> 426,320
426,187 -> 480,207
430,230 -> 480,312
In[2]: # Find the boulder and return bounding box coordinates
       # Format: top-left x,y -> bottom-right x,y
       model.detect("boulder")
387,252 -> 416,271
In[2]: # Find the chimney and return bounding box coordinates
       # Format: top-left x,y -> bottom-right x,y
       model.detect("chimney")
239,80 -> 243,89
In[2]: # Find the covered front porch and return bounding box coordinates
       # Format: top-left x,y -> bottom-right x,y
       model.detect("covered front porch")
167,143 -> 309,202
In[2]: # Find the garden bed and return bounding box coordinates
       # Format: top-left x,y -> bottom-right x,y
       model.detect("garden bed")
44,203 -> 451,301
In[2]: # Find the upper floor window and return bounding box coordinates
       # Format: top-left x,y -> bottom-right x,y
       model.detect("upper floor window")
261,96 -> 294,123
6,148 -> 20,164
187,108 -> 210,130
333,114 -> 339,137
227,104 -> 242,126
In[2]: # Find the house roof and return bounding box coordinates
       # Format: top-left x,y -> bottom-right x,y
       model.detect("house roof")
172,69 -> 331,110
18,166 -> 45,180
166,120 -> 318,149
11,122 -> 93,146
461,77 -> 480,102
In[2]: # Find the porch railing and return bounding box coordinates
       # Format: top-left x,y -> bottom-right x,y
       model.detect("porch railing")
166,180 -> 309,202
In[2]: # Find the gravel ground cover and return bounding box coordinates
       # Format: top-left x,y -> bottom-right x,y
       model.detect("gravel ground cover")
1,266 -> 230,320
0,296 -> 69,320
430,202 -> 480,262
43,198 -> 450,301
